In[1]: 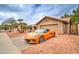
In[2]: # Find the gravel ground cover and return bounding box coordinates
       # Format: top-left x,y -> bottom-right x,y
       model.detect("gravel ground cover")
22,35 -> 79,54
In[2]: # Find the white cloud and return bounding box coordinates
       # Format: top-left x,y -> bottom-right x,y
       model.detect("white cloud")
0,12 -> 19,20
0,4 -> 77,25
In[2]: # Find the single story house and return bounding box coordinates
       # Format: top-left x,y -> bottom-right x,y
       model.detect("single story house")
32,16 -> 71,35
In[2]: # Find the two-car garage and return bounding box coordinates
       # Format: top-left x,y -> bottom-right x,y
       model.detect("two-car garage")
32,16 -> 70,34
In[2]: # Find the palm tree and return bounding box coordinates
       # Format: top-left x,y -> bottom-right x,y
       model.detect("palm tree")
17,19 -> 23,33
22,22 -> 28,32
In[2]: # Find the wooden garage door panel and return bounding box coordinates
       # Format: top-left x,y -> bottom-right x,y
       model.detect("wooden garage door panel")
40,24 -> 58,31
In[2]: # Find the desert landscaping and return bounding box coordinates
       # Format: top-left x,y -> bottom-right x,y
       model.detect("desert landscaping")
0,4 -> 79,54
0,32 -> 79,54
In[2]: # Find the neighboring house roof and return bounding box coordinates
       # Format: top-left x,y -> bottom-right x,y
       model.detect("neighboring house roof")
36,16 -> 70,25
61,17 -> 71,23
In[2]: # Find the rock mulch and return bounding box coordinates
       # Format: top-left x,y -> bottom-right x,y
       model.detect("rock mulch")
22,35 -> 79,54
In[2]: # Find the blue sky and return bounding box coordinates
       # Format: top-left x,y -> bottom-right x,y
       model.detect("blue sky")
0,4 -> 78,25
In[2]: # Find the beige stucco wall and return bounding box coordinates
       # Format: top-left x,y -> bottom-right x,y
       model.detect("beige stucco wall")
57,22 -> 64,34
67,24 -> 70,34
36,18 -> 58,30
36,18 -> 67,34
59,23 -> 70,34
33,17 -> 71,35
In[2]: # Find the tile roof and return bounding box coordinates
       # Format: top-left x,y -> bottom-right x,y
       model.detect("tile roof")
36,16 -> 70,25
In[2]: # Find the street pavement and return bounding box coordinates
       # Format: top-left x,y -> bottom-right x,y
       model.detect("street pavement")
0,33 -> 21,54
11,35 -> 30,50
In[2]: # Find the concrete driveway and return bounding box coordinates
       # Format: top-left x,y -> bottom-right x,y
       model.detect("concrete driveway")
11,35 -> 30,50
0,33 -> 21,54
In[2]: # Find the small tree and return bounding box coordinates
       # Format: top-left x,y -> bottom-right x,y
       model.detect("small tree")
61,13 -> 70,18
1,17 -> 17,31
61,8 -> 79,24
71,8 -> 79,24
